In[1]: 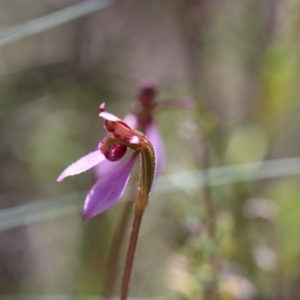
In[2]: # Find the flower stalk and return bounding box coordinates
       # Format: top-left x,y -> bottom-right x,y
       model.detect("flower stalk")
120,208 -> 144,300
119,143 -> 155,299
101,80 -> 193,298
57,103 -> 156,300
101,183 -> 136,298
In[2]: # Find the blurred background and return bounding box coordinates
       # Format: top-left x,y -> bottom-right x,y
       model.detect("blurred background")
1,0 -> 300,299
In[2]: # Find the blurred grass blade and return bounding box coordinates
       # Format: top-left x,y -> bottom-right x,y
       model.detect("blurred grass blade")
0,0 -> 116,48
0,296 -> 147,300
1,156 -> 300,231
164,156 -> 300,194
0,192 -> 85,231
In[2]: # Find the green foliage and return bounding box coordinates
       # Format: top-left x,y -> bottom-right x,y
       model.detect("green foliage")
1,0 -> 300,299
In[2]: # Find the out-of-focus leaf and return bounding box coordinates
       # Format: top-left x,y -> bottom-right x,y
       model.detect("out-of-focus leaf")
256,45 -> 298,132
265,178 -> 300,267
224,124 -> 268,164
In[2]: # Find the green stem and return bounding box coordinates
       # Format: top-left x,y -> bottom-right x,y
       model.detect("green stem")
120,209 -> 144,300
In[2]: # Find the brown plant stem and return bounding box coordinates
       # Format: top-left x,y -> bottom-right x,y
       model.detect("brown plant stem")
102,199 -> 134,298
103,131 -> 146,297
120,209 -> 144,300
102,177 -> 138,298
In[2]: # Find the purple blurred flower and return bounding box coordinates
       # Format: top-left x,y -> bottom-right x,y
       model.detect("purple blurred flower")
57,103 -> 156,220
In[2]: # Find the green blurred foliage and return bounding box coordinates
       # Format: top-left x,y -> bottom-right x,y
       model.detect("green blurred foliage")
0,0 -> 300,299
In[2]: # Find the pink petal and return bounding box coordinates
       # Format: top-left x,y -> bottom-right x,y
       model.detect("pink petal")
94,159 -> 116,178
145,122 -> 165,177
123,114 -> 138,129
57,151 -> 105,182
83,152 -> 139,220
99,111 -> 121,122
99,104 -> 121,121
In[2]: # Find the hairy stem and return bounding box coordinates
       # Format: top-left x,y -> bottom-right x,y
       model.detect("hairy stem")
120,209 -> 144,300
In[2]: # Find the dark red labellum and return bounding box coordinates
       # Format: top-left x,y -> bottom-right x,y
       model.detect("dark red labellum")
103,144 -> 127,162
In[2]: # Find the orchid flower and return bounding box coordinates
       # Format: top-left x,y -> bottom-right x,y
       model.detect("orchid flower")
57,103 -> 156,221
95,79 -> 193,179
